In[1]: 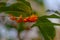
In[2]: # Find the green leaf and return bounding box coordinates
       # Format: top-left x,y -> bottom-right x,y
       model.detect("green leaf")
0,2 -> 6,12
53,23 -> 60,26
40,14 -> 60,18
9,1 -> 32,13
17,0 -> 31,7
31,14 -> 59,40
32,17 -> 56,40
20,0 -> 32,8
0,2 -> 6,7
39,26 -> 51,40
5,11 -> 30,17
0,1 -> 32,17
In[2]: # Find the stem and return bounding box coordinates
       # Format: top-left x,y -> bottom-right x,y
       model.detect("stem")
17,31 -> 21,40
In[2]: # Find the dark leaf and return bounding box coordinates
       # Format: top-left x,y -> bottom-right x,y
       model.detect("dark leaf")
0,1 -> 32,17
0,2 -> 6,8
32,17 -> 56,40
40,14 -> 60,18
53,23 -> 60,26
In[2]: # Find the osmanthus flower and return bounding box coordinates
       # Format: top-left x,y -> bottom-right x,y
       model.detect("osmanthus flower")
9,14 -> 38,23
28,14 -> 38,22
23,14 -> 38,22
16,15 -> 23,23
9,14 -> 16,21
10,16 -> 16,21
23,17 -> 29,22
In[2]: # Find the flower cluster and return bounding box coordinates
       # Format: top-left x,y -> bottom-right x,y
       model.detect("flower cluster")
9,14 -> 38,23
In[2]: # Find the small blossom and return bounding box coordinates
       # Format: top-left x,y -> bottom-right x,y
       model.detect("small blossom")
23,17 -> 29,22
16,15 -> 23,23
28,14 -> 38,22
10,16 -> 16,21
8,14 -> 16,21
16,19 -> 23,23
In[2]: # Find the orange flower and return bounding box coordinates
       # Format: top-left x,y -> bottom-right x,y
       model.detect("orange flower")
8,14 -> 16,21
9,14 -> 38,23
19,15 -> 22,19
23,17 -> 29,22
10,16 -> 16,21
28,14 -> 38,22
8,14 -> 13,16
16,15 -> 23,23
16,19 -> 23,23
30,14 -> 38,18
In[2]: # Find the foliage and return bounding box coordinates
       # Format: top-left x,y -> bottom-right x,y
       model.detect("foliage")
0,0 -> 32,17
32,14 -> 60,40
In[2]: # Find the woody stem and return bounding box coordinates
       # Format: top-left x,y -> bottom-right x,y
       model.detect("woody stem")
17,31 -> 21,40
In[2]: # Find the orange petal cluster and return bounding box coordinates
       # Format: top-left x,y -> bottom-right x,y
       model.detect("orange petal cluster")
9,14 -> 38,23
16,15 -> 23,23
9,14 -> 16,21
28,15 -> 38,22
